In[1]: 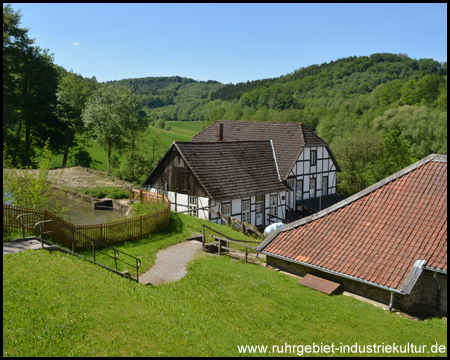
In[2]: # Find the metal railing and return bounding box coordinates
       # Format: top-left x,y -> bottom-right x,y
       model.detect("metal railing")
202,225 -> 260,264
16,213 -> 141,282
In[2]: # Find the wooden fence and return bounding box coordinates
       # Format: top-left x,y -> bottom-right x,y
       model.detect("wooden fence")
3,193 -> 170,249
129,188 -> 166,205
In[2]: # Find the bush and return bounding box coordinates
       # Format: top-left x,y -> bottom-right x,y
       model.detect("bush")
131,201 -> 165,217
81,187 -> 129,199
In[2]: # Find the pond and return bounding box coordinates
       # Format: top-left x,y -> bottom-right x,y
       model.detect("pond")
47,194 -> 130,225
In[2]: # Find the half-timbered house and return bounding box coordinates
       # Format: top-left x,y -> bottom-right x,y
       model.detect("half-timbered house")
142,121 -> 342,228
192,121 -> 343,221
142,140 -> 288,228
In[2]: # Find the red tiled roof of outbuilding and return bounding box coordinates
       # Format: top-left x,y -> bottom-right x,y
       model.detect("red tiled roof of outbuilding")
259,154 -> 447,292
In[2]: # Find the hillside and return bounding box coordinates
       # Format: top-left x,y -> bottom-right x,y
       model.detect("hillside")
107,53 -> 447,196
106,76 -> 223,121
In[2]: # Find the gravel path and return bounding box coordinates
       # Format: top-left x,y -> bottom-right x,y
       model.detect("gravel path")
3,239 -> 52,255
139,240 -> 203,285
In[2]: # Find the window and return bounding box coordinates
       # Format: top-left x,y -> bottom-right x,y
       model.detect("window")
310,150 -> 317,166
322,176 -> 328,196
221,203 -> 231,217
296,180 -> 303,200
270,195 -> 277,218
287,178 -> 295,209
242,200 -> 250,223
310,178 -> 316,197
255,195 -> 263,226
188,195 -> 198,217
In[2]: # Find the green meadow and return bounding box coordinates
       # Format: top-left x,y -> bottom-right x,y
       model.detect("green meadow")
3,213 -> 447,357
49,121 -> 203,171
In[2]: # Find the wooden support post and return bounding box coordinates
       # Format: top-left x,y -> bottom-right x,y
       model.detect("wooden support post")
202,225 -> 205,249
245,246 -> 248,264
71,228 -> 75,253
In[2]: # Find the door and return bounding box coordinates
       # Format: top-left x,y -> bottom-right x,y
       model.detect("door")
242,200 -> 250,224
255,195 -> 263,226
287,178 -> 295,210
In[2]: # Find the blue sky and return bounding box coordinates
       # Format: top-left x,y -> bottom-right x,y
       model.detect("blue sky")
10,3 -> 447,84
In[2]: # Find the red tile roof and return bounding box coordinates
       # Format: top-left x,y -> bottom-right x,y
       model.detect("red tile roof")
259,154 -> 447,293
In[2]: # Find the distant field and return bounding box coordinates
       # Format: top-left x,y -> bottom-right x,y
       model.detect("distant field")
49,121 -> 203,171
166,120 -> 203,137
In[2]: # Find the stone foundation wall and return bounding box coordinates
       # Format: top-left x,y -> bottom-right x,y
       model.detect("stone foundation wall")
266,255 -> 447,316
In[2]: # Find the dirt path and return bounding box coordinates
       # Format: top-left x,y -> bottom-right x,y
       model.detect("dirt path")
139,240 -> 203,285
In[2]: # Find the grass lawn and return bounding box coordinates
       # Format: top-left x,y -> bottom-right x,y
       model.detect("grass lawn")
3,214 -> 447,357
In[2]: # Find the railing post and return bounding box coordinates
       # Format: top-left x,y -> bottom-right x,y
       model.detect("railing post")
40,223 -> 44,248
218,238 -> 221,256
245,246 -> 248,264
92,239 -> 96,263
202,225 -> 205,250
114,249 -> 118,271
71,228 -> 75,253
21,217 -> 26,240
136,259 -> 139,283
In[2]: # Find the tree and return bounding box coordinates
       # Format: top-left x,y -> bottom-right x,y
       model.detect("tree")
3,140 -> 67,213
3,4 -> 34,141
3,5 -> 62,167
82,85 -> 142,173
331,128 -> 382,197
56,71 -> 91,167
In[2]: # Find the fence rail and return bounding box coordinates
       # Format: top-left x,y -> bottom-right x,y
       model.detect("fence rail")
3,192 -> 170,249
202,225 -> 261,264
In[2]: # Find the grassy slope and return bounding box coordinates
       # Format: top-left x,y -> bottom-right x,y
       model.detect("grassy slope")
50,121 -> 203,171
3,214 -> 447,357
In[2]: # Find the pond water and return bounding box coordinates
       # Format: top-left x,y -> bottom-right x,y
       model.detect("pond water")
47,194 -> 129,225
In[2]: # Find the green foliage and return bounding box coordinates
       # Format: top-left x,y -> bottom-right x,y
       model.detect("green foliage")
130,201 -> 165,217
55,71 -> 94,167
82,85 -> 143,173
3,140 -> 67,212
78,187 -> 129,200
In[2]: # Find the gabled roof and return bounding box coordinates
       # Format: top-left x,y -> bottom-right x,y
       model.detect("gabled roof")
143,141 -> 287,201
258,154 -> 447,294
192,121 -> 340,179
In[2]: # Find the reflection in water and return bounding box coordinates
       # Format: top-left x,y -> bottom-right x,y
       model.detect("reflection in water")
47,194 -> 129,225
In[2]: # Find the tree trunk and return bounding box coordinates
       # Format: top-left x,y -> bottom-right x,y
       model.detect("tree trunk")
62,125 -> 70,168
107,143 -> 112,174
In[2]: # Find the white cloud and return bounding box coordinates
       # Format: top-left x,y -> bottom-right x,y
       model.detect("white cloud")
72,42 -> 80,46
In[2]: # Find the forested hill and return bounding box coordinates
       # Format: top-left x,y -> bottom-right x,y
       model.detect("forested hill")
106,76 -> 223,120
117,53 -> 446,196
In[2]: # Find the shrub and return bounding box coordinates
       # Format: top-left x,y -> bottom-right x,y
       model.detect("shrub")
81,187 -> 129,199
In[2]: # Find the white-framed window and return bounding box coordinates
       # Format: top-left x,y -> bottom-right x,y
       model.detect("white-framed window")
310,150 -> 317,166
255,195 -> 263,226
296,180 -> 303,200
310,178 -> 316,197
242,200 -> 250,223
188,195 -> 198,217
270,195 -> 277,218
221,202 -> 231,217
322,176 -> 328,196
287,178 -> 295,209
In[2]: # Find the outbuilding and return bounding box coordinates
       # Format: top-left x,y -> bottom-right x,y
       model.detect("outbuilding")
258,154 -> 447,316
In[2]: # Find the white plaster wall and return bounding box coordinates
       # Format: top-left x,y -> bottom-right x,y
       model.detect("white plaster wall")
232,199 -> 241,215
177,194 -> 189,212
198,196 -> 209,220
